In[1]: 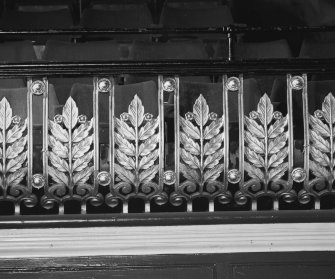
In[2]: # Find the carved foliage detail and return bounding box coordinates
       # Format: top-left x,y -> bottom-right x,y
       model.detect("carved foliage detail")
243,94 -> 288,197
114,95 -> 159,200
47,97 -> 94,202
0,98 -> 29,201
308,93 -> 335,195
178,95 -> 225,199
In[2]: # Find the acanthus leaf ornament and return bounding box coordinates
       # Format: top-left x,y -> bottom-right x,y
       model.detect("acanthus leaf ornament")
241,94 -> 289,200
0,98 -> 34,205
173,94 -> 227,202
307,93 -> 335,196
114,95 -> 161,201
43,97 -> 98,206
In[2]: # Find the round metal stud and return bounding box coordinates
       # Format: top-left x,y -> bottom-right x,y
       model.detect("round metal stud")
97,171 -> 111,186
144,113 -> 153,121
226,77 -> 240,91
163,170 -> 176,185
227,169 -> 242,184
290,76 -> 304,90
98,78 -> 111,93
291,168 -> 306,183
12,115 -> 21,125
31,81 -> 46,96
78,114 -> 87,124
54,114 -> 63,124
273,111 -> 282,120
185,112 -> 194,121
32,174 -> 46,189
249,111 -> 258,119
162,78 -> 176,92
120,112 -> 129,122
209,112 -> 218,121
314,110 -> 324,119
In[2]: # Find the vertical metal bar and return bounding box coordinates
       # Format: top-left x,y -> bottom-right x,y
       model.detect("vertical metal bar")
91,77 -> 100,215
223,75 -> 229,192
174,76 -> 182,210
109,78 -> 115,200
287,74 -> 294,190
42,78 -> 49,190
227,26 -> 234,61
26,78 -> 33,216
158,75 -> 165,213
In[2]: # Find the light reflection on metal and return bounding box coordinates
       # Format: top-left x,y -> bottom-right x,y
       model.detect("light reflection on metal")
97,171 -> 112,186
32,174 -> 46,189
31,80 -> 46,96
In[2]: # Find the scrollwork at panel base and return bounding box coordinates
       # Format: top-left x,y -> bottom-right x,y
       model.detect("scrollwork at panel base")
41,97 -> 103,210
171,94 -> 231,207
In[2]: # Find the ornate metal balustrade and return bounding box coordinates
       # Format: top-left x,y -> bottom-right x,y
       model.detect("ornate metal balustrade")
0,61 -> 335,216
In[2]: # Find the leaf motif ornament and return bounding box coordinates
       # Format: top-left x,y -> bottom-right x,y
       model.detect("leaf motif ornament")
309,93 -> 335,188
244,94 -> 288,193
179,95 -> 224,196
0,98 -> 28,199
114,95 -> 160,198
48,97 -> 94,198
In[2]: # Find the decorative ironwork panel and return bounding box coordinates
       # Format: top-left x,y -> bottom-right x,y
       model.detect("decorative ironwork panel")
41,97 -> 102,212
0,97 -> 36,212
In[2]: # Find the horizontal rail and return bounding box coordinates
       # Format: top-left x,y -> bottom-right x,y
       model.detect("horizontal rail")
1,25 -> 335,36
0,59 -> 334,77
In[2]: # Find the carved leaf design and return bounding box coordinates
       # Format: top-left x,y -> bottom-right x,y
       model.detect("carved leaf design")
6,152 -> 26,173
310,130 -> 330,153
49,135 -> 68,158
244,116 -> 265,138
322,93 -> 335,124
7,168 -> 27,186
180,117 -> 200,140
245,161 -> 264,181
204,164 -> 224,183
49,120 -> 69,142
139,118 -> 158,141
180,163 -> 200,184
139,149 -> 159,170
245,146 -> 265,168
203,118 -> 223,140
268,116 -> 287,138
244,94 -> 288,188
115,132 -> 135,156
309,115 -> 330,137
72,119 -> 93,143
72,151 -> 93,172
49,151 -> 69,172
0,98 -> 12,130
180,95 -> 224,193
115,118 -> 135,140
309,160 -> 331,179
63,97 -> 78,130
245,130 -> 264,154
180,132 -> 200,156
48,97 -> 94,196
115,163 -> 135,184
310,146 -> 330,167
73,166 -> 93,185
138,134 -> 159,156
128,95 -> 144,127
193,94 -> 209,127
257,94 -> 273,125
6,137 -> 26,159
48,166 -> 68,185
114,95 -> 159,196
72,136 -> 93,159
6,119 -> 27,143
204,133 -> 224,156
